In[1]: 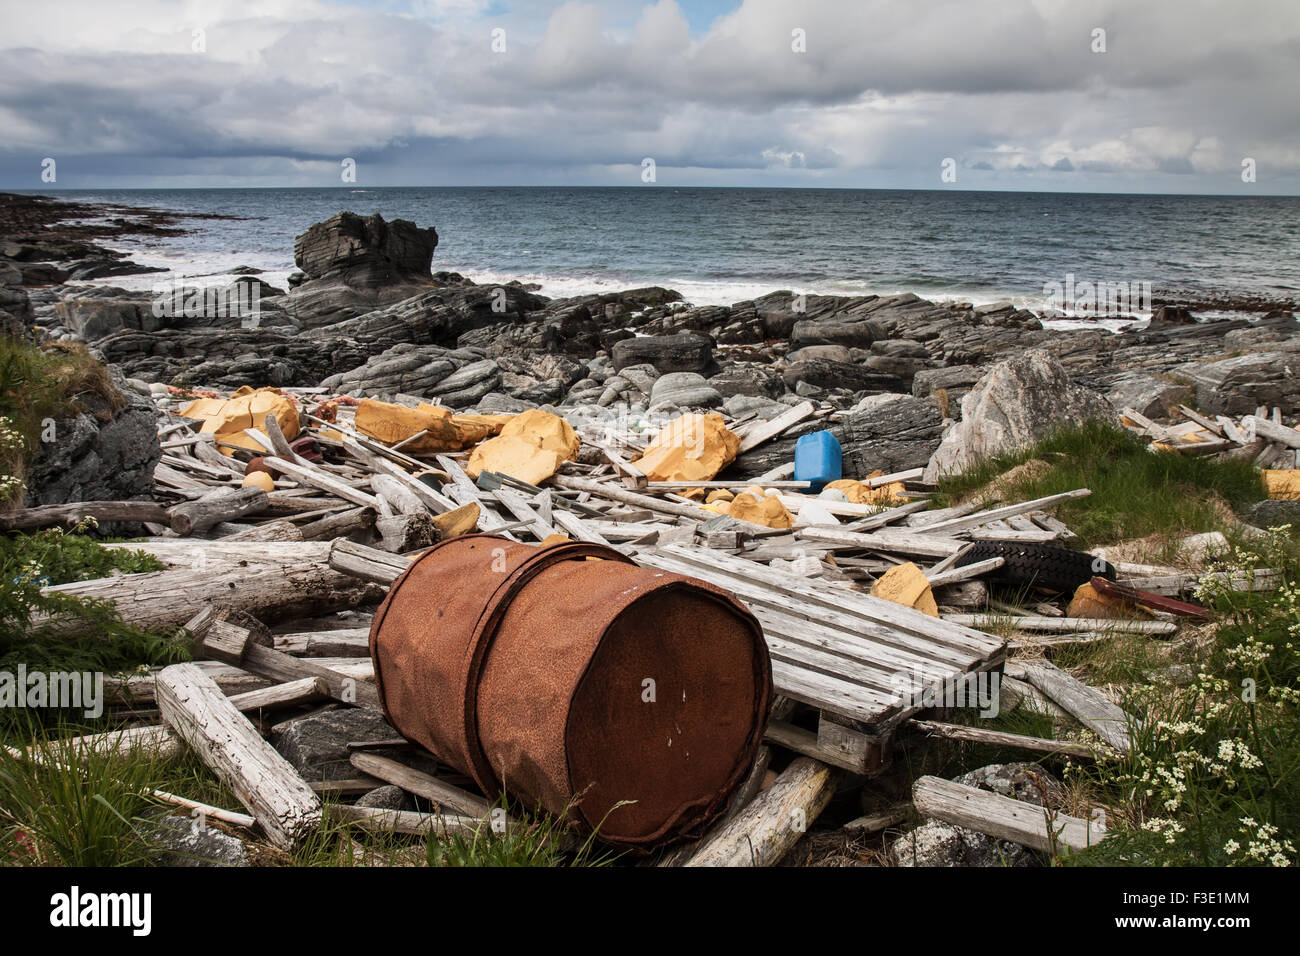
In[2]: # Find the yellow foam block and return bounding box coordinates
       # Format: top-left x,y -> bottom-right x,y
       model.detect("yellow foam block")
870,562 -> 939,618
466,409 -> 581,485
181,387 -> 300,456
1263,470 -> 1300,501
632,414 -> 740,483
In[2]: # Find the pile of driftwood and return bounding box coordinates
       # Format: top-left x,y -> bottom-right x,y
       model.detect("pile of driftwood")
5,389 -> 1280,865
1121,402 -> 1300,468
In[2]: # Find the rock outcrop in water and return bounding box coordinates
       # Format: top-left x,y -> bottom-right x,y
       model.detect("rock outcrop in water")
278,212 -> 442,328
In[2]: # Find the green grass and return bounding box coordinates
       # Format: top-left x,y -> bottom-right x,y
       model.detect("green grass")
0,724 -> 176,866
934,420 -> 1265,549
422,794 -> 623,867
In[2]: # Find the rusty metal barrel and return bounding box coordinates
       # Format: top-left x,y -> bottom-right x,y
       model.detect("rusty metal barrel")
369,534 -> 772,849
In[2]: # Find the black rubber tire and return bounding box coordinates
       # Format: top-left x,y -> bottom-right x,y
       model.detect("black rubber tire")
953,540 -> 1115,593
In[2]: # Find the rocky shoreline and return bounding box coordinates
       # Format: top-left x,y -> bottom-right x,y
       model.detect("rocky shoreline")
3,191 -> 1298,502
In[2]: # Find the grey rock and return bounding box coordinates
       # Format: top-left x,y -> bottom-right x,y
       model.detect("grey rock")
611,332 -> 714,374
925,350 -> 1114,481
54,296 -> 160,340
708,364 -> 784,399
24,365 -> 161,512
1105,373 -> 1195,419
838,394 -> 945,476
782,358 -> 902,394
356,785 -> 415,812
318,342 -> 457,397
912,365 -> 983,399
432,359 -> 502,407
790,317 -> 884,350
272,707 -> 398,782
1248,498 -> 1300,529
650,372 -> 722,408
294,211 -> 438,291
786,344 -> 855,364
474,392 -> 535,415
1175,351 -> 1300,417
145,811 -> 248,867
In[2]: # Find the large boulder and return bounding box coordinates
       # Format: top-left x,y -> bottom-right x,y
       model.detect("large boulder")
790,317 -> 884,350
1174,350 -> 1300,417
782,359 -> 902,394
838,394 -> 945,476
318,343 -> 459,397
1104,372 -> 1195,419
23,364 -> 161,510
924,350 -> 1114,481
271,707 -> 400,782
611,332 -> 714,374
649,372 -> 723,409
55,296 -> 160,340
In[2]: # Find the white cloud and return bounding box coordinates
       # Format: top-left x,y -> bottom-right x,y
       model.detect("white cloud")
0,0 -> 1296,190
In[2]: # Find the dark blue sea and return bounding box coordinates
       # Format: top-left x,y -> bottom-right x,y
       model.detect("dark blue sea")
24,187 -> 1300,322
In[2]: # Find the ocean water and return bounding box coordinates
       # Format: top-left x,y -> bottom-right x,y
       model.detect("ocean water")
25,187 -> 1300,320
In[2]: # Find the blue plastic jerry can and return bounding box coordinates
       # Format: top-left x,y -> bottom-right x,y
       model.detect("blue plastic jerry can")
794,430 -> 842,491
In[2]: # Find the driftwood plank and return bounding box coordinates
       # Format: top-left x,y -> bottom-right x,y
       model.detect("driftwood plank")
156,662 -> 322,851
684,757 -> 838,867
45,550 -> 381,634
911,775 -> 1105,856
1011,660 -> 1137,752
736,401 -> 816,454
919,489 -> 1091,535
797,526 -> 967,558
945,614 -> 1177,635
1243,415 -> 1300,449
329,804 -> 481,837
909,719 -> 1097,758
262,456 -> 380,509
349,752 -> 494,819
0,500 -> 169,532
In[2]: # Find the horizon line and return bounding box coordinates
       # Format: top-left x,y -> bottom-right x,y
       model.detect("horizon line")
4,184 -> 1297,199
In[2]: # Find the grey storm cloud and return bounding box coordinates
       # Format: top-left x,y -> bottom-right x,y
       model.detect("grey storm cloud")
0,0 -> 1297,192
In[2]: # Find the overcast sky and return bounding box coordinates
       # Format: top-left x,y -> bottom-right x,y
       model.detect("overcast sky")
1,0 -> 1297,193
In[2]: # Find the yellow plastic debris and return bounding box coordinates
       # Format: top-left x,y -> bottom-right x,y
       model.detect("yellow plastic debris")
870,562 -> 939,618
181,386 -> 300,456
354,399 -> 503,456
466,409 -> 581,485
431,501 -> 480,539
241,470 -> 275,492
540,533 -> 572,548
705,488 -> 735,504
1263,470 -> 1300,500
726,489 -> 793,529
1066,582 -> 1152,620
827,471 -> 906,506
632,414 -> 740,483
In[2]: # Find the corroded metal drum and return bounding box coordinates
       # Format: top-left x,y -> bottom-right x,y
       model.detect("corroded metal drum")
369,534 -> 772,849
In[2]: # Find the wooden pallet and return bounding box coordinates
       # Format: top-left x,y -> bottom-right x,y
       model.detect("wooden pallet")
636,544 -> 1007,774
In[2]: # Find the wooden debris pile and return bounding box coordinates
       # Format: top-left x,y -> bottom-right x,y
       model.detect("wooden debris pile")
8,386 -> 1281,866
1121,402 -> 1300,471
